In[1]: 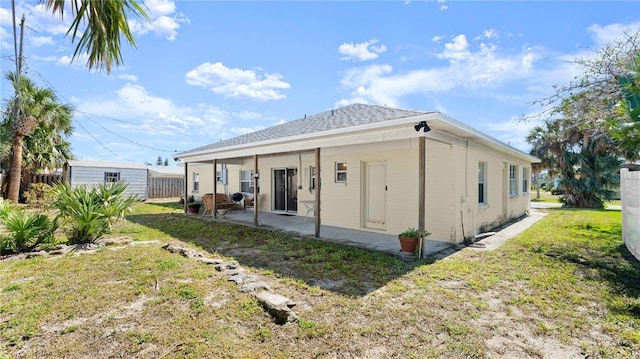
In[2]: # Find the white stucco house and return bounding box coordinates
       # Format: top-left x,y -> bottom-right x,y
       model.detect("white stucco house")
174,104 -> 538,245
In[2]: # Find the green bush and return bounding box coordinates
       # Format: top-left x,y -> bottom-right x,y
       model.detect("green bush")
51,182 -> 138,244
0,199 -> 57,254
24,183 -> 57,210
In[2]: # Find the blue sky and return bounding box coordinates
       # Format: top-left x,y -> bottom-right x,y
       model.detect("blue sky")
1,0 -> 639,165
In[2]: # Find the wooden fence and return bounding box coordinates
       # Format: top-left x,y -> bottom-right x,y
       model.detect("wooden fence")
148,177 -> 184,199
30,173 -> 62,186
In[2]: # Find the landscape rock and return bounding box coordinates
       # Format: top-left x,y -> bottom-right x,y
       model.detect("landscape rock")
25,251 -> 48,258
97,236 -> 133,246
197,257 -> 224,265
161,241 -> 299,324
255,291 -> 298,324
162,242 -> 204,258
214,261 -> 239,271
240,281 -> 271,293
228,273 -> 256,285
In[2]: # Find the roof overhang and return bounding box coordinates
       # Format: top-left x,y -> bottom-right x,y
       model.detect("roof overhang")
175,112 -> 539,164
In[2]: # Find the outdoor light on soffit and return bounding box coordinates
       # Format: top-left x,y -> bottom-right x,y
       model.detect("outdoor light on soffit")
414,121 -> 431,132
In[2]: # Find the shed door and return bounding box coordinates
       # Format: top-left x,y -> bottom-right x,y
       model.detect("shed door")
363,161 -> 386,230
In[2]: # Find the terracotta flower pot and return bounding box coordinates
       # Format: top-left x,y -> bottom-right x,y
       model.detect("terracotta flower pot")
398,235 -> 418,253
187,203 -> 201,214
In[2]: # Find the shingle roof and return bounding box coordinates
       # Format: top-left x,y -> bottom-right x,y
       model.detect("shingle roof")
184,103 -> 430,154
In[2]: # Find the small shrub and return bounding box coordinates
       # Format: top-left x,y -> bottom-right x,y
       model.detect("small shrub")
0,199 -> 57,254
51,182 -> 138,244
24,183 -> 56,210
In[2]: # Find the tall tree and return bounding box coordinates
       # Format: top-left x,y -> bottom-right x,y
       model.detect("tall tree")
527,100 -> 622,208
2,72 -> 73,201
156,156 -> 163,166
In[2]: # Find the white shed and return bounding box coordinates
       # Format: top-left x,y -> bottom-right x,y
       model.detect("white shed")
63,160 -> 149,199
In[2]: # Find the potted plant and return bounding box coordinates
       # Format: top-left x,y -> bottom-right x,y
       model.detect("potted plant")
398,227 -> 430,254
187,196 -> 201,214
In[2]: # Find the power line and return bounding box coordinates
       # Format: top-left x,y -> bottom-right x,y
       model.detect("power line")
72,110 -> 194,138
73,119 -> 133,162
35,72 -> 197,139
83,115 -> 174,153
34,72 -> 196,157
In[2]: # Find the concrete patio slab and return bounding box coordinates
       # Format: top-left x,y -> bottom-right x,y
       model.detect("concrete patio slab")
198,207 -> 547,259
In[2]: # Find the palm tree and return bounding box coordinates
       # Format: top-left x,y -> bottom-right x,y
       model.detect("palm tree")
40,0 -> 149,72
3,72 -> 73,202
527,112 -> 622,208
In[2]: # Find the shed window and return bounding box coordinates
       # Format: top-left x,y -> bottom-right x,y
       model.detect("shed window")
509,165 -> 518,196
104,172 -> 120,183
193,172 -> 199,192
478,162 -> 487,204
335,162 -> 347,183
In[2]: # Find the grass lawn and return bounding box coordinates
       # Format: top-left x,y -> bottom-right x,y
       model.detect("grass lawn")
1,200 -> 638,358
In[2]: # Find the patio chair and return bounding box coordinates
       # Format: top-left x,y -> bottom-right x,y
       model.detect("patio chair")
202,193 -> 214,215
215,193 -> 237,211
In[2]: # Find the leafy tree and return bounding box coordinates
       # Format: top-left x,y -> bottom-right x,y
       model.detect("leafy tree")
2,72 -> 73,202
164,158 -> 169,166
529,30 -> 639,135
610,52 -> 640,158
156,156 -> 163,165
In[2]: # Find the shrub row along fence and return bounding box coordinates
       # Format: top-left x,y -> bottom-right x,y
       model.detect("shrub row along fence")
621,168 -> 640,262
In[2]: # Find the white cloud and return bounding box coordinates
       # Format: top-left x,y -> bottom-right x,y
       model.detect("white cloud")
483,116 -> 540,153
75,83 -> 228,139
128,0 -> 189,41
117,74 -> 139,82
437,34 -> 471,61
475,29 -> 498,41
339,33 -> 547,106
235,111 -> 263,120
185,62 -> 290,101
57,53 -> 90,68
588,21 -> 640,48
29,36 -> 55,47
339,39 -> 387,62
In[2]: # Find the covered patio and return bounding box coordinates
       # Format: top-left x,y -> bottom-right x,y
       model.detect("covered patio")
200,209 -> 453,258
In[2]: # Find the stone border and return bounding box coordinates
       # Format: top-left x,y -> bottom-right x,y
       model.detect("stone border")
162,241 -> 298,324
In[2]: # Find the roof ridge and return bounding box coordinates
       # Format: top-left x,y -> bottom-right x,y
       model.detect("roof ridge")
180,103 -> 430,155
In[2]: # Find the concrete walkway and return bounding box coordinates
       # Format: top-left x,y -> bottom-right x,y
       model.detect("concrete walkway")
205,207 -> 549,259
463,209 -> 548,252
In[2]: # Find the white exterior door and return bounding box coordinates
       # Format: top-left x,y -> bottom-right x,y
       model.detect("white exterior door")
363,161 -> 386,230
